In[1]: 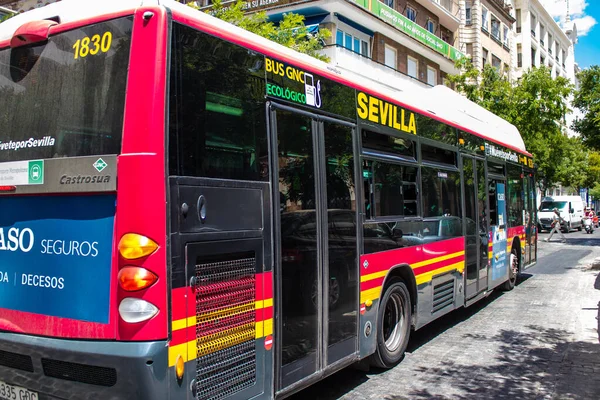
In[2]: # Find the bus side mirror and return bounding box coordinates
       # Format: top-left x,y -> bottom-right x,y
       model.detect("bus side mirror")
10,20 -> 58,48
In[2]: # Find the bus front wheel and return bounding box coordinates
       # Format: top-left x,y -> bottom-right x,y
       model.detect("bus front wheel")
369,280 -> 411,369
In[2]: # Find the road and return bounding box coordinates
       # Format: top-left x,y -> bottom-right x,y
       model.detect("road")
290,229 -> 600,399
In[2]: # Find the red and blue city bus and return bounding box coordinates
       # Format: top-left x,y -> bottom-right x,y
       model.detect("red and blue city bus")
0,1 -> 537,399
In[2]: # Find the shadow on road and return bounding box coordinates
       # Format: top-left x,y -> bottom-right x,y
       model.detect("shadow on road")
290,275 -> 600,400
289,289 -> 510,399
560,237 -> 600,246
393,326 -> 600,400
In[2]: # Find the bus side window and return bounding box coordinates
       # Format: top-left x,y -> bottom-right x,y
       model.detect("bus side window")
169,23 -> 269,181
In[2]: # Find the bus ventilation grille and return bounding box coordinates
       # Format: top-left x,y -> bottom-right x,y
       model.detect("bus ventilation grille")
0,349 -> 33,372
432,279 -> 455,313
195,252 -> 256,400
41,358 -> 117,387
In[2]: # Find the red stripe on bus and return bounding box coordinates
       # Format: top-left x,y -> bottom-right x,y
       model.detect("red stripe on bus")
0,308 -> 112,338
360,237 -> 464,276
171,287 -> 189,321
360,276 -> 385,292
412,255 -> 465,275
256,305 -> 273,323
260,271 -> 273,299
171,325 -> 188,346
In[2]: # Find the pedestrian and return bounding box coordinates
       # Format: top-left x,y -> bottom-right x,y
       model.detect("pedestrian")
544,208 -> 566,243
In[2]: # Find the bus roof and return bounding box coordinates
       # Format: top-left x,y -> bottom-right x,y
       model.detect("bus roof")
0,0 -> 531,156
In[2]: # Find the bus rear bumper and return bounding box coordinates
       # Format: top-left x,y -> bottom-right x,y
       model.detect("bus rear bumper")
0,332 -> 170,400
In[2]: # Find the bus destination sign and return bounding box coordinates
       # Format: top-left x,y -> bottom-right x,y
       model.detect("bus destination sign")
356,92 -> 417,135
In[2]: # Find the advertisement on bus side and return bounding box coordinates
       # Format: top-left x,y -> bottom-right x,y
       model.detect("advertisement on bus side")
0,194 -> 115,323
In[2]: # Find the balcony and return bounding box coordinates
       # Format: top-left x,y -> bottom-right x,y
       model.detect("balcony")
322,45 -> 431,89
489,0 -> 511,14
421,0 -> 461,31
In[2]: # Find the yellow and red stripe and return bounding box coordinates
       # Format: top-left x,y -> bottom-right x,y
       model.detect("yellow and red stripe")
360,237 -> 465,304
168,272 -> 273,367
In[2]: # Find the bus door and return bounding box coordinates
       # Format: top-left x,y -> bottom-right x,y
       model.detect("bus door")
270,104 -> 359,392
487,176 -> 509,288
462,156 -> 489,299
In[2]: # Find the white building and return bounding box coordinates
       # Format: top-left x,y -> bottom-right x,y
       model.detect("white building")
513,0 -> 576,81
514,0 -> 578,136
459,0 -> 516,80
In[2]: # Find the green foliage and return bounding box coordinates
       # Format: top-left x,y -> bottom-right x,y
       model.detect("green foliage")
572,66 -> 600,150
589,182 -> 600,200
188,0 -> 331,62
449,61 -> 576,193
0,12 -> 15,23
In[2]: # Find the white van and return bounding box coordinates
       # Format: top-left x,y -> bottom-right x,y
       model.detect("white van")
538,196 -> 585,232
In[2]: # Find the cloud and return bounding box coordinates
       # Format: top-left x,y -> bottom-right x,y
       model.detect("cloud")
539,0 -> 597,35
571,15 -> 597,36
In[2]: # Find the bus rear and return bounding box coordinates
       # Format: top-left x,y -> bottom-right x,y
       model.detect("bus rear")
0,3 -> 170,399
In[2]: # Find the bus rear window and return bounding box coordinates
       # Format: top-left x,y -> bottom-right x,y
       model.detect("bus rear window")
0,17 -> 133,162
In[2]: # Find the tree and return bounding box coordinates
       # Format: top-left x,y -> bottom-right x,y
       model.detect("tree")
188,0 -> 331,62
572,66 -> 600,150
449,63 -> 574,194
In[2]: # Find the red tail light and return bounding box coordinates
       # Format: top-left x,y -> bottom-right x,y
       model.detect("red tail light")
118,267 -> 158,291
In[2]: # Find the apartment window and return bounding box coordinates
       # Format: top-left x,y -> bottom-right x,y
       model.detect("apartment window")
492,55 -> 501,71
541,55 -> 545,66
426,20 -> 435,33
482,7 -> 489,31
466,43 -> 473,57
427,66 -> 437,86
548,34 -> 553,54
516,9 -> 521,33
385,45 -> 397,69
517,44 -> 522,67
344,33 -> 352,50
336,29 -> 370,57
383,0 -> 393,7
531,48 -> 536,67
407,56 -> 418,78
562,49 -> 567,67
491,16 -> 500,41
531,14 -> 536,37
482,48 -> 488,66
465,1 -> 472,24
503,25 -> 509,47
406,6 -> 416,22
540,24 -> 545,47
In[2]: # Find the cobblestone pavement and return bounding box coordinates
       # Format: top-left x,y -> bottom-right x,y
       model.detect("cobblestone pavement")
292,232 -> 600,399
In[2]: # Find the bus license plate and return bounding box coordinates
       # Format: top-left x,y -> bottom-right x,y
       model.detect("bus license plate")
0,380 -> 37,400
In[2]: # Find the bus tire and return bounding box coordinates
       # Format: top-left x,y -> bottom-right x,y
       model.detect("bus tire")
369,280 -> 411,369
502,246 -> 520,291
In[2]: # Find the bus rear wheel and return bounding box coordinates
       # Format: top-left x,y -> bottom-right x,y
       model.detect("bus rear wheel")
369,280 -> 411,369
502,246 -> 519,291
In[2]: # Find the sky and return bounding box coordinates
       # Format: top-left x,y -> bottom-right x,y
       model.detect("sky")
539,0 -> 599,68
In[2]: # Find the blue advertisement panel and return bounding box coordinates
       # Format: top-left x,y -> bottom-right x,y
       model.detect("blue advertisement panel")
0,195 -> 115,323
491,183 -> 507,281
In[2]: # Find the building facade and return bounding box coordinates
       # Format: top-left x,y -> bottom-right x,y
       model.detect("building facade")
513,0 -> 575,81
459,0 -> 515,79
232,0 -> 466,89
